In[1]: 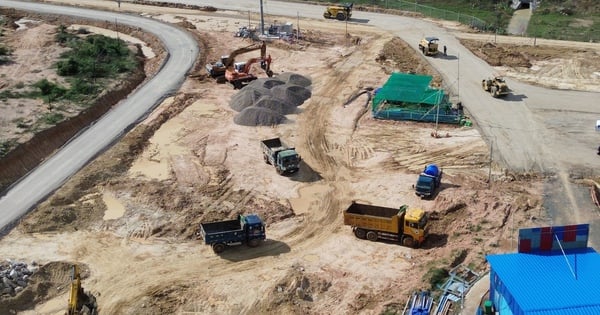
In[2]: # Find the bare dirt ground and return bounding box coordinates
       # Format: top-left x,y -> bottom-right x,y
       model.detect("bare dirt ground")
2,2 -> 598,314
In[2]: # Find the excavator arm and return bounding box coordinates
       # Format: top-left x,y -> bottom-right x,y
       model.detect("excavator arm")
66,264 -> 98,315
67,265 -> 81,315
223,41 -> 267,69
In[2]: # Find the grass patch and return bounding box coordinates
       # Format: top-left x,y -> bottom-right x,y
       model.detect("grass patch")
295,0 -> 599,41
40,112 -> 65,125
0,139 -> 18,158
529,7 -> 600,42
423,267 -> 449,290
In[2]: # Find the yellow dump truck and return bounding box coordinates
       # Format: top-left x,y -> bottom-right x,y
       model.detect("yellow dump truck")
343,202 -> 428,248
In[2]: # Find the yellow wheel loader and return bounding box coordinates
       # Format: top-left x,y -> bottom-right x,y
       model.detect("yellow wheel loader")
482,77 -> 509,98
323,3 -> 353,21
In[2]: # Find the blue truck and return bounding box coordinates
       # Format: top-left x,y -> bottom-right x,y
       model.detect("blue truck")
261,137 -> 301,175
199,214 -> 266,253
414,164 -> 442,199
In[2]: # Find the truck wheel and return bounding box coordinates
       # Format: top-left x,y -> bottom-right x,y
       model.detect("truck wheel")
264,155 -> 270,164
277,168 -> 284,175
366,231 -> 378,242
212,243 -> 226,254
336,13 -> 346,21
248,239 -> 260,247
402,236 -> 415,248
354,228 -> 366,239
491,86 -> 498,97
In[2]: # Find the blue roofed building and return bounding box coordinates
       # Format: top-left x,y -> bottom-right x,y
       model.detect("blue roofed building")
484,224 -> 600,315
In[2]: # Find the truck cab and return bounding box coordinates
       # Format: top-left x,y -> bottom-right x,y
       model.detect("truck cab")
415,164 -> 442,198
275,149 -> 301,174
403,208 -> 428,247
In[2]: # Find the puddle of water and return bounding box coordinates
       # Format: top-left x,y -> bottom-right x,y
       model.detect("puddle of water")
129,158 -> 170,180
102,191 -> 126,220
129,105 -> 189,180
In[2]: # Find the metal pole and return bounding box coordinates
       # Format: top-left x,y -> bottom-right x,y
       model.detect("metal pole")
457,52 -> 460,100
297,12 -> 300,43
259,0 -> 265,35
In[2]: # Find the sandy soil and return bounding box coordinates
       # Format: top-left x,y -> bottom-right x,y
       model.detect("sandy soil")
1,2 -> 594,314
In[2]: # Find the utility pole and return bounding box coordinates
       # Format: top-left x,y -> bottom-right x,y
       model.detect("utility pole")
457,52 -> 460,100
259,0 -> 265,35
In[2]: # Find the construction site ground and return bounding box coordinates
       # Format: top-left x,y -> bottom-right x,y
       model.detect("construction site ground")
1,2 -> 599,314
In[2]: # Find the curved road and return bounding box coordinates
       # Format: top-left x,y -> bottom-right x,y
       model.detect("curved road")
156,0 -> 600,245
0,1 -> 198,231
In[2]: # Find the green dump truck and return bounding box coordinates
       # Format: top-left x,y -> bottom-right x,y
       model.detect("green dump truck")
261,137 -> 301,175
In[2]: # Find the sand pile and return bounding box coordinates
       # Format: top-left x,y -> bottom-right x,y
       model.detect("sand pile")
247,77 -> 286,89
233,107 -> 286,126
229,86 -> 272,112
277,72 -> 312,87
254,95 -> 297,115
231,73 -> 312,126
271,84 -> 311,107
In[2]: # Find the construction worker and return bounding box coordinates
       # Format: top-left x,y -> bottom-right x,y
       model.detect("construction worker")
443,45 -> 447,56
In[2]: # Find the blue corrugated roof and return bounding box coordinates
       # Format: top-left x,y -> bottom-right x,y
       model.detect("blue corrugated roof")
487,248 -> 600,315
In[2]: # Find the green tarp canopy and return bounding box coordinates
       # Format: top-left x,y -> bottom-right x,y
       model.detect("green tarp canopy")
373,73 -> 444,107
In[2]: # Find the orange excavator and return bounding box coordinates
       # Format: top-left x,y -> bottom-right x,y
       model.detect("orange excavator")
222,41 -> 273,89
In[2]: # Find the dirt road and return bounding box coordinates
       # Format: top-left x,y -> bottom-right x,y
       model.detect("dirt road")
0,1 -> 596,314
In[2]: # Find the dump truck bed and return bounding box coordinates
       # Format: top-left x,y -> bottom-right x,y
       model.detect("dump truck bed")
343,202 -> 405,234
261,138 -> 286,150
199,219 -> 243,245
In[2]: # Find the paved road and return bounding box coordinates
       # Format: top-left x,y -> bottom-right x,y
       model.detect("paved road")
0,0 -> 198,232
160,0 -> 600,245
2,1 -> 598,246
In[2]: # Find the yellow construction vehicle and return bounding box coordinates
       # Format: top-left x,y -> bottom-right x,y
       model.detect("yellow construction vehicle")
67,265 -> 98,315
418,37 -> 440,56
343,202 -> 428,248
482,77 -> 509,98
323,3 -> 353,21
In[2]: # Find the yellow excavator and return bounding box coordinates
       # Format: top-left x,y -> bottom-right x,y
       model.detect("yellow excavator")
67,265 -> 98,315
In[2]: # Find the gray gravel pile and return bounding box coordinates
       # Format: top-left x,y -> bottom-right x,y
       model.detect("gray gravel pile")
234,107 -> 286,126
254,95 -> 297,115
0,260 -> 38,296
247,77 -> 285,89
276,72 -> 312,87
271,84 -> 312,107
229,86 -> 272,112
231,72 -> 312,126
